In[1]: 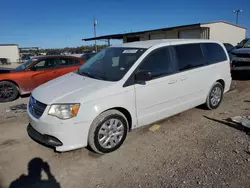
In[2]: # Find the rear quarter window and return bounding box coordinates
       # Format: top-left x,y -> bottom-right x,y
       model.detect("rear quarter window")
203,43 -> 227,64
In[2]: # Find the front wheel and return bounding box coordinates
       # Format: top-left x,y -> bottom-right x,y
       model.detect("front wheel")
0,81 -> 19,102
205,82 -> 224,110
88,110 -> 128,154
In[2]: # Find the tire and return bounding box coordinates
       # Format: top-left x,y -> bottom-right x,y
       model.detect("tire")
205,82 -> 224,110
88,109 -> 128,154
0,81 -> 19,102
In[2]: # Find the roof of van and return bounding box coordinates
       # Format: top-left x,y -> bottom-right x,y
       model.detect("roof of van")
112,39 -> 218,49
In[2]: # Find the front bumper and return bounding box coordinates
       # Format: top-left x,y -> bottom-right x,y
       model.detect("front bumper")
27,124 -> 63,147
231,57 -> 250,71
232,66 -> 250,71
27,105 -> 92,152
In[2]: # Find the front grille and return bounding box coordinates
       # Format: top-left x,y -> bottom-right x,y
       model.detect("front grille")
29,96 -> 47,119
235,53 -> 250,58
232,61 -> 250,67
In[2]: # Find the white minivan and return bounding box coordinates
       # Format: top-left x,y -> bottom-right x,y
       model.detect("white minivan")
27,39 -> 231,153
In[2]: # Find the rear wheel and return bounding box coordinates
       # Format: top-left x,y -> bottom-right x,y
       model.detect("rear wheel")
88,110 -> 128,154
205,82 -> 224,110
0,81 -> 19,102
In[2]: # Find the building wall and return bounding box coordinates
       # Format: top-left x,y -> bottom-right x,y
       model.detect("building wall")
123,26 -> 202,42
202,22 -> 246,45
124,30 -> 179,42
123,22 -> 246,45
0,45 -> 19,63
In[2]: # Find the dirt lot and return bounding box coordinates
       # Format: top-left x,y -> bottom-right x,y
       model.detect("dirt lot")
0,75 -> 250,188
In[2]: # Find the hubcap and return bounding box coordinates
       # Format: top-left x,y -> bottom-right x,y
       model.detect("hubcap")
0,83 -> 14,100
98,118 -> 125,149
210,86 -> 222,106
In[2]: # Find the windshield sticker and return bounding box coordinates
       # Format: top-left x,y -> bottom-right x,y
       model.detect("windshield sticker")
123,49 -> 138,54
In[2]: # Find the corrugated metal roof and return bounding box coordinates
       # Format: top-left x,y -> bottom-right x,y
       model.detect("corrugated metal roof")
82,23 -> 200,41
0,44 -> 18,46
82,20 -> 246,41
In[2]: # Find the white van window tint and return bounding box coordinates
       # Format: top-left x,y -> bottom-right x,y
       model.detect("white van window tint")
204,43 -> 227,64
77,47 -> 146,81
175,44 -> 205,71
139,47 -> 175,76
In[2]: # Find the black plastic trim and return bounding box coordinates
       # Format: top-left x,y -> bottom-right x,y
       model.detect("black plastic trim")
27,124 -> 63,147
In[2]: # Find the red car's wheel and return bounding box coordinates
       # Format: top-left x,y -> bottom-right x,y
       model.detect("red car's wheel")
0,81 -> 19,102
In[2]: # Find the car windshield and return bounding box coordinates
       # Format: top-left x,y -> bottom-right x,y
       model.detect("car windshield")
242,39 -> 250,48
80,53 -> 96,61
237,39 -> 249,48
15,58 -> 37,71
76,47 -> 146,81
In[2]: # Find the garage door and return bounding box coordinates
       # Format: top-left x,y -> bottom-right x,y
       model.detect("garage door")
179,29 -> 201,39
150,33 -> 166,40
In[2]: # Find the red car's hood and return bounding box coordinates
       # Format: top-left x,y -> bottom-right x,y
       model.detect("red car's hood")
0,67 -> 15,74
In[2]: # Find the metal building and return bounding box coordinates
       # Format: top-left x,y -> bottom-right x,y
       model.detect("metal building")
82,21 -> 247,46
0,44 -> 19,64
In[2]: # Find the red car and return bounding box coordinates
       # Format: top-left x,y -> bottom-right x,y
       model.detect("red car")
0,55 -> 85,102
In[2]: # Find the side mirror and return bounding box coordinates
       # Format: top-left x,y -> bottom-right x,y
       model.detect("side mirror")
135,71 -> 152,82
30,66 -> 36,71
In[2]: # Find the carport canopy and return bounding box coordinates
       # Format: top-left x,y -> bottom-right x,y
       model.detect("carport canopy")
82,23 -> 201,42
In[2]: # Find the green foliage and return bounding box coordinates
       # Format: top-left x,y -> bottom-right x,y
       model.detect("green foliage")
20,45 -> 108,54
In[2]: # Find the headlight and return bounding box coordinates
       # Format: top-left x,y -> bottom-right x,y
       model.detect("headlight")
48,104 -> 80,119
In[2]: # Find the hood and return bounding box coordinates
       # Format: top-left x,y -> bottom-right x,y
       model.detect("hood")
0,67 -> 14,74
232,48 -> 250,55
32,72 -> 117,104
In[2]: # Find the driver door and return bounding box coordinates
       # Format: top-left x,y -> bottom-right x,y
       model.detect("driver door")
134,46 -> 181,127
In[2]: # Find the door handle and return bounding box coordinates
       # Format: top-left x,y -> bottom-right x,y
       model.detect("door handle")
168,80 -> 177,84
181,76 -> 188,81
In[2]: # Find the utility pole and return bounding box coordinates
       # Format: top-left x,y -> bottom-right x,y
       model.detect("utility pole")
233,10 -> 242,25
93,17 -> 97,52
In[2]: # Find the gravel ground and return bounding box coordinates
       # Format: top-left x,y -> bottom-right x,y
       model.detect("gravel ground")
0,76 -> 250,188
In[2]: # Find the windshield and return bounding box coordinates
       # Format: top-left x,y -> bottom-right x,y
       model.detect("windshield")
15,59 -> 37,71
80,53 -> 96,61
243,39 -> 250,48
237,39 -> 249,48
76,47 -> 146,81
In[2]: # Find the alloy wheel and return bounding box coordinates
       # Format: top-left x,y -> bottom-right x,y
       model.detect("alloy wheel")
98,118 -> 125,149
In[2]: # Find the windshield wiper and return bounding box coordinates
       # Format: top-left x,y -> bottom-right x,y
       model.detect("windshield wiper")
79,71 -> 106,80
79,71 -> 96,79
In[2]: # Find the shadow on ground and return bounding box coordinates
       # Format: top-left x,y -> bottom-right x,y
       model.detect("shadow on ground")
204,116 -> 250,135
9,158 -> 61,188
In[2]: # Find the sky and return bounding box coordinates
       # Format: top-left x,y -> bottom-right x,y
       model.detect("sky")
1,0 -> 249,48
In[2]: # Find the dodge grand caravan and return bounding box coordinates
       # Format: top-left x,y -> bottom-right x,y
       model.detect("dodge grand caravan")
27,39 -> 232,154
